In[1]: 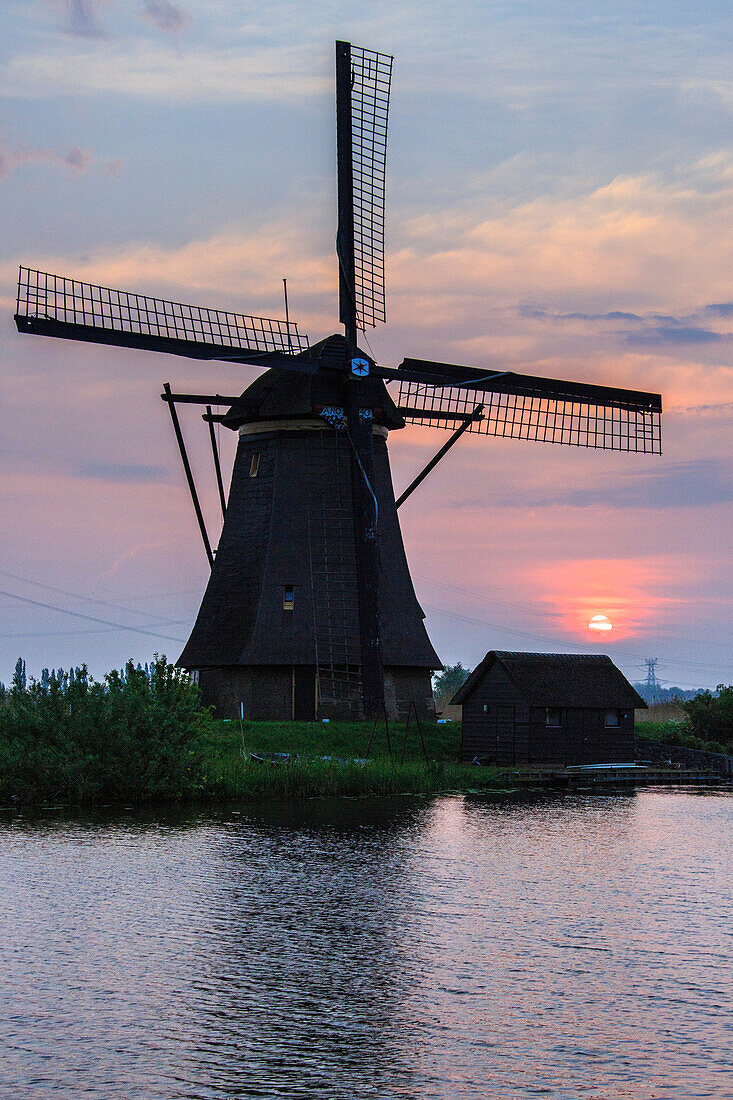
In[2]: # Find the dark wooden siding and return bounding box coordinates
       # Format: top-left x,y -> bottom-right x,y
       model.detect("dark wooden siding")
179,421 -> 440,718
462,663 -> 637,766
523,706 -> 635,766
462,663 -> 526,764
527,707 -> 567,768
199,666 -> 292,720
385,667 -> 436,722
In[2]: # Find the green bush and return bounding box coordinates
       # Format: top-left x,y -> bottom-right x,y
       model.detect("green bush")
635,719 -> 729,756
681,685 -> 733,750
0,656 -> 210,804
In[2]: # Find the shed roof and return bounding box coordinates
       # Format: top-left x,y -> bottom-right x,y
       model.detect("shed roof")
451,651 -> 646,708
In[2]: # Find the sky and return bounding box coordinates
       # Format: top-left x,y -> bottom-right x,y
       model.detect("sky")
1,0 -> 732,692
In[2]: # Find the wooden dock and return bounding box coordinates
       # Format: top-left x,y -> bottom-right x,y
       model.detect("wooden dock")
506,763 -> 733,790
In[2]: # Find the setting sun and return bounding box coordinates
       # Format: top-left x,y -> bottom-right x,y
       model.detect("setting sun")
588,614 -> 613,633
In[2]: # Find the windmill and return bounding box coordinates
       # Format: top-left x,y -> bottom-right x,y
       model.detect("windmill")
14,41 -> 662,722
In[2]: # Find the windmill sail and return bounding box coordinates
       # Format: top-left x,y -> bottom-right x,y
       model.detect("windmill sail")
336,42 -> 393,332
15,267 -> 309,365
394,358 -> 662,453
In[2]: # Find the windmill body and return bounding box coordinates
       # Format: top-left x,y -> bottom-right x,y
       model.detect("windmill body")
13,42 -> 662,721
179,352 -> 439,719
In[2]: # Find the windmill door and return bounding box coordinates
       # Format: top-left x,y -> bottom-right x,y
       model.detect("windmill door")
293,667 -> 316,721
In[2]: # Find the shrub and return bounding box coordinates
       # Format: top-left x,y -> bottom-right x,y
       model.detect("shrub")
682,685 -> 733,749
0,656 -> 210,804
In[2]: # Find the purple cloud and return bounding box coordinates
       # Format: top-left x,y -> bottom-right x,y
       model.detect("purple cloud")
624,326 -> 725,347
47,0 -> 107,38
61,147 -> 93,171
477,460 -> 733,512
140,0 -> 190,32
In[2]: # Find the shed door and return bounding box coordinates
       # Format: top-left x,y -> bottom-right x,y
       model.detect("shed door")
495,704 -> 516,766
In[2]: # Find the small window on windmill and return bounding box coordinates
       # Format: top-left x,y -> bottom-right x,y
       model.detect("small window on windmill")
483,704 -> 490,714
283,585 -> 294,611
605,710 -> 620,727
249,452 -> 260,478
545,707 -> 561,727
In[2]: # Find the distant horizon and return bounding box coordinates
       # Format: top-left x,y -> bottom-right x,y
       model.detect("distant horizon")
1,0 -> 731,692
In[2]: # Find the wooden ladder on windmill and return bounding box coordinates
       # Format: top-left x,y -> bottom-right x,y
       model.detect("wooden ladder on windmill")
306,428 -> 363,718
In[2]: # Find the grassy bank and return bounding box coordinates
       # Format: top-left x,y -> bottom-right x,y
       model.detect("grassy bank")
206,716 -> 461,764
182,716 -> 508,801
7,655 -> 727,808
0,661 -> 509,805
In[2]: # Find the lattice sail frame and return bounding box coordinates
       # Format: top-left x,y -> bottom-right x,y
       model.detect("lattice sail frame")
16,267 -> 307,354
349,46 -> 393,330
396,380 -> 662,453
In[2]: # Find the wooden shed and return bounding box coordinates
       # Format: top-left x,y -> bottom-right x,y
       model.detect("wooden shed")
452,652 -> 646,767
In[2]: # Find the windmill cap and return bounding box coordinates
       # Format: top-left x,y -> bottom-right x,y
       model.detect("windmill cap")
221,334 -> 405,431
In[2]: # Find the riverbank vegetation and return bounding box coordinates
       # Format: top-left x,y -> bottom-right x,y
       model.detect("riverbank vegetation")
634,721 -> 730,756
635,692 -> 732,755
0,658 -> 503,806
0,658 -> 210,804
2,658 -> 729,807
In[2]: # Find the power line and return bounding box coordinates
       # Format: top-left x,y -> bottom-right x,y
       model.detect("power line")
423,603 -> 727,689
416,575 -> 733,667
0,589 -> 186,644
415,573 -> 562,623
0,568 -> 188,626
0,621 -> 185,640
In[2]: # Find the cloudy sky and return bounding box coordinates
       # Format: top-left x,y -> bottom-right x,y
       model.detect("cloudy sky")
1,0 -> 732,691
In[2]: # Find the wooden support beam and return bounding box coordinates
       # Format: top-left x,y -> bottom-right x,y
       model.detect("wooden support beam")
162,383 -> 214,569
161,391 -> 250,407
396,405 -> 484,509
206,405 -> 227,520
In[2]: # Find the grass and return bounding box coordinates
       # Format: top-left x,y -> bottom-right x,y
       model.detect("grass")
8,684 -> 727,809
0,700 -> 509,806
201,755 -> 507,801
196,717 -> 507,800
205,716 -> 461,763
635,703 -> 688,724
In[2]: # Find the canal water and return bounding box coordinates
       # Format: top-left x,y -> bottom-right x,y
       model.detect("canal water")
1,790 -> 730,1099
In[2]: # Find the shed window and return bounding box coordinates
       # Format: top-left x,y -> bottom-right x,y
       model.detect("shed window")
545,707 -> 562,727
249,453 -> 260,477
283,585 -> 294,611
604,710 -> 620,727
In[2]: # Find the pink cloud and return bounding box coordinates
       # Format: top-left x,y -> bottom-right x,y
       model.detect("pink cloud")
529,557 -> 690,643
0,144 -> 96,180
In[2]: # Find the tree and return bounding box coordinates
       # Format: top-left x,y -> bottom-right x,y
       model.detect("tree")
433,662 -> 471,707
682,685 -> 733,746
12,658 -> 26,693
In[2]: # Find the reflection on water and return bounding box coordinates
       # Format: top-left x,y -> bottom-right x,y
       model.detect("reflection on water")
0,791 -> 730,1099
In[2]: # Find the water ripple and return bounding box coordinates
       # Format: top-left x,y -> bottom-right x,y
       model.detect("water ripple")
0,791 -> 731,1098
